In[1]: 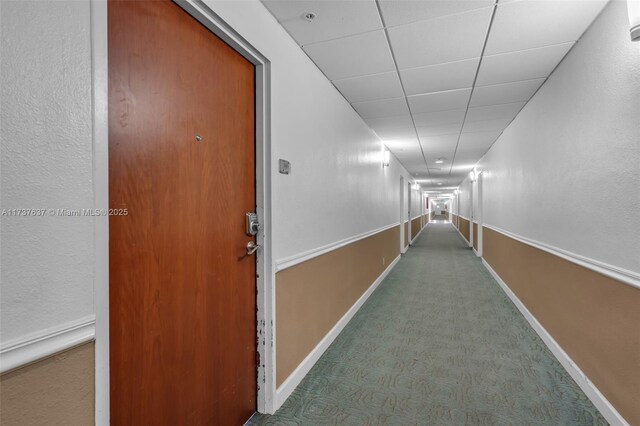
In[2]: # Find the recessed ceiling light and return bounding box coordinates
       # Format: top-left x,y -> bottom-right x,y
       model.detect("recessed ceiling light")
435,157 -> 445,164
303,12 -> 316,22
437,182 -> 442,185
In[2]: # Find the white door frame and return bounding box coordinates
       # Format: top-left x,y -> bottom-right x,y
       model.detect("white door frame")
399,177 -> 405,253
407,182 -> 412,245
476,172 -> 483,257
91,1 -> 275,423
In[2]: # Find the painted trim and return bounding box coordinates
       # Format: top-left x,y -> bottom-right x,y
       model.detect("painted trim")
458,215 -> 470,220
275,223 -> 400,272
275,254 -> 401,409
0,316 -> 95,373
483,224 -> 640,290
482,259 -> 629,426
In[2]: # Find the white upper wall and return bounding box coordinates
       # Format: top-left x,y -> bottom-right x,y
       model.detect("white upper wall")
1,1 -> 94,344
477,0 -> 640,273
458,177 -> 472,219
205,0 -> 415,261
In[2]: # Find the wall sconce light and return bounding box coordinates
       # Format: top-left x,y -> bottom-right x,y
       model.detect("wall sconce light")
383,149 -> 391,167
469,170 -> 476,182
629,0 -> 640,41
454,189 -> 459,195
413,183 -> 420,191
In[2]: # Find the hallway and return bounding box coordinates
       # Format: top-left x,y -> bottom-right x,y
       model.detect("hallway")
253,223 -> 605,425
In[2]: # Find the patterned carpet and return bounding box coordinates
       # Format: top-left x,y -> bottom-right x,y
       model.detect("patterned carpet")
251,223 -> 606,425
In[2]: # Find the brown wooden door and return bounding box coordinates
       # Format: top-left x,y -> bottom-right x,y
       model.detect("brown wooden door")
108,1 -> 256,424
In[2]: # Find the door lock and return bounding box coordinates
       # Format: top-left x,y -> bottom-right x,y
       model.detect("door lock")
246,212 -> 259,236
246,241 -> 260,255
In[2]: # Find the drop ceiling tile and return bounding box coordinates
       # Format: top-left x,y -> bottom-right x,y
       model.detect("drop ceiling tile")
352,97 -> 409,119
401,58 -> 479,95
417,122 -> 463,137
408,88 -> 471,114
413,109 -> 467,127
458,130 -> 501,150
470,78 -> 544,107
375,127 -> 417,141
465,102 -> 525,122
333,72 -> 403,103
461,117 -> 512,133
485,0 -> 608,55
365,115 -> 414,131
387,7 -> 493,69
262,0 -> 382,46
378,0 -> 495,27
477,42 -> 573,86
303,30 -> 395,80
419,134 -> 460,151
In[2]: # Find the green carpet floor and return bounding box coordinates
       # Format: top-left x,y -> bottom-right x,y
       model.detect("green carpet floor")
251,223 -> 606,425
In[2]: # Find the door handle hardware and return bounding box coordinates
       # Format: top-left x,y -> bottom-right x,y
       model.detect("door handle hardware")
246,241 -> 260,255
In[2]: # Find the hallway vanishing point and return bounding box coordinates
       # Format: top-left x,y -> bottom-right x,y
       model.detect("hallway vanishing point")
252,223 -> 606,425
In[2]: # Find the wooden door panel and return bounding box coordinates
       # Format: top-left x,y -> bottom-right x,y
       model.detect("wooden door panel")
108,1 -> 256,424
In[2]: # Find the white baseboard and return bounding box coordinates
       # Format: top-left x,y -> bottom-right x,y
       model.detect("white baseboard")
275,254 -> 402,409
0,316 -> 95,373
481,259 -> 629,426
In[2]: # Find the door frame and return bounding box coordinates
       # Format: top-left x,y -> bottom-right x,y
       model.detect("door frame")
399,177 -> 404,253
91,1 -> 275,423
407,182 -> 412,245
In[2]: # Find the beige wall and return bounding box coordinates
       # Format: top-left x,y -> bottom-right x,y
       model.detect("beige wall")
275,225 -> 400,386
411,217 -> 421,240
0,343 -> 95,426
483,227 -> 640,424
459,217 -> 470,243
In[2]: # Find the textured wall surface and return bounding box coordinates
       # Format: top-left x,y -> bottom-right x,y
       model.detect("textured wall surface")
0,343 -> 95,426
0,1 -> 94,344
477,0 -> 640,273
203,0 -> 415,263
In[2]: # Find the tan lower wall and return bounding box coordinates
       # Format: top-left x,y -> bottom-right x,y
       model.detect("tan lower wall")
452,214 -> 459,228
473,221 -> 478,251
275,225 -> 401,386
0,343 -> 95,426
459,217 -> 470,242
483,227 -> 640,424
404,222 -> 409,248
411,217 -> 421,240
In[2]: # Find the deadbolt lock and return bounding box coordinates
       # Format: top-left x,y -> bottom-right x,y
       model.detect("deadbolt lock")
245,212 -> 259,236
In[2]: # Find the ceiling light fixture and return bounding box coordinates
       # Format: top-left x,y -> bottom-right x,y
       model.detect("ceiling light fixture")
303,12 -> 316,22
435,157 -> 445,164
437,182 -> 442,185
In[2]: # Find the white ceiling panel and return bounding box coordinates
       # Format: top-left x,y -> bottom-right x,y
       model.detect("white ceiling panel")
461,117 -> 512,133
408,88 -> 472,114
485,0 -> 607,55
378,0 -> 495,27
417,122 -> 463,137
400,58 -> 479,95
419,134 -> 459,152
352,97 -> 409,119
375,127 -> 417,141
413,109 -> 467,127
457,130 -> 501,151
470,78 -> 544,107
387,7 -> 493,69
477,42 -> 573,86
465,102 -> 525,122
365,115 -> 414,131
333,72 -> 403,103
262,0 -> 382,46
303,30 -> 395,80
